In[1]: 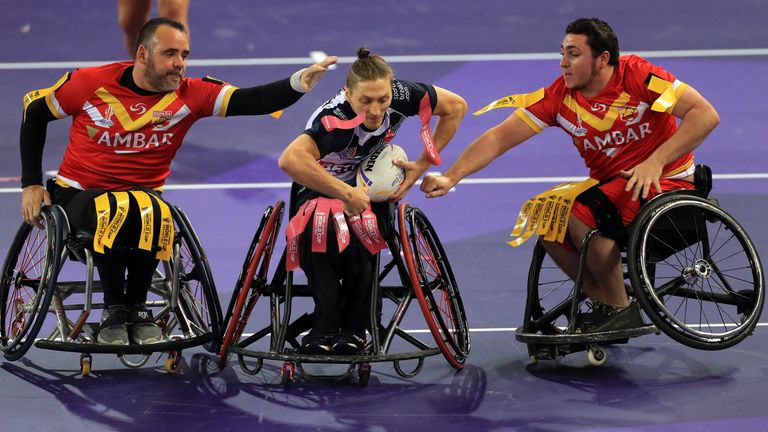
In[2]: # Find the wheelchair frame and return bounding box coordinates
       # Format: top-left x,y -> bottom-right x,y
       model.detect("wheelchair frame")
218,186 -> 470,387
0,204 -> 223,375
516,166 -> 765,365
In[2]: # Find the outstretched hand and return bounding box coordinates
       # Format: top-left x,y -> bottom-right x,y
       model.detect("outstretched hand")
300,56 -> 338,92
388,159 -> 429,202
420,174 -> 456,198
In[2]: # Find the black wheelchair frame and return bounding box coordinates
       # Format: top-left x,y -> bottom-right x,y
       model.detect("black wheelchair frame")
0,203 -> 223,375
516,166 -> 765,365
218,185 -> 470,386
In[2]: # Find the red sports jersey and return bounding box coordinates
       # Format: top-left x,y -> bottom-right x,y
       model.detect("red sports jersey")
45,62 -> 235,190
516,55 -> 693,182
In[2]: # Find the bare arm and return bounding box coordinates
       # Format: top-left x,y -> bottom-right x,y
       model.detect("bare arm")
277,134 -> 370,214
421,112 -> 538,198
622,85 -> 720,200
390,86 -> 467,201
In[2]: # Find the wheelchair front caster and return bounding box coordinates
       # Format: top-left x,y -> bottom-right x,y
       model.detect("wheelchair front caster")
164,350 -> 181,373
80,353 -> 92,376
281,362 -> 295,387
358,363 -> 371,387
587,346 -> 607,366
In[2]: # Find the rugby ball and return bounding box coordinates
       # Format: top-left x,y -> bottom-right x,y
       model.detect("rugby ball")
356,144 -> 408,202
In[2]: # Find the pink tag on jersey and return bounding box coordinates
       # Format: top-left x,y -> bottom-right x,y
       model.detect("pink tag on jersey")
418,93 -> 442,166
321,111 -> 366,132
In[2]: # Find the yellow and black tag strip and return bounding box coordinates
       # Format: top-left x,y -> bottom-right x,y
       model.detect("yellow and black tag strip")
149,194 -> 174,261
508,178 -> 599,247
91,191 -> 175,261
101,192 -> 130,250
93,193 -> 111,253
474,88 -> 545,116
130,191 -> 155,252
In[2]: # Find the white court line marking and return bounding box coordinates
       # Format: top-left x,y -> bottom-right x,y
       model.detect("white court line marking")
2,48 -> 767,70
2,173 -> 768,193
237,322 -> 768,337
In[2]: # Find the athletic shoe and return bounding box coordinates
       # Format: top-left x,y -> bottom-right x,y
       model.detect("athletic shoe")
128,305 -> 165,345
300,334 -> 333,355
97,305 -> 129,345
331,332 -> 366,355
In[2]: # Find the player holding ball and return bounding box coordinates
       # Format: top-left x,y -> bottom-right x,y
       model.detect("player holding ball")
278,48 -> 466,354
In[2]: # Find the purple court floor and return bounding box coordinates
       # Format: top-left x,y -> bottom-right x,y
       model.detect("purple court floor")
1,1 -> 767,431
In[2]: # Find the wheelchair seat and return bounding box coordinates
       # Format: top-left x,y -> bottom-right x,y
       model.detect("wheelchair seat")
217,184 -> 470,386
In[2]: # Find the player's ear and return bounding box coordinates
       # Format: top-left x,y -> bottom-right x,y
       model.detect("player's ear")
136,45 -> 149,64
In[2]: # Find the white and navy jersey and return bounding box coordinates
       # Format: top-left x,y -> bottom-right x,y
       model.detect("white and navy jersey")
303,79 -> 438,184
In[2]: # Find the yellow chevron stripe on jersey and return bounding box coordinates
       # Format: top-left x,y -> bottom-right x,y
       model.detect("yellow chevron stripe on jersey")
23,72 -> 70,121
95,87 -> 178,131
130,191 -> 155,252
562,92 -> 631,132
149,194 -> 174,261
508,178 -> 599,246
473,88 -> 545,116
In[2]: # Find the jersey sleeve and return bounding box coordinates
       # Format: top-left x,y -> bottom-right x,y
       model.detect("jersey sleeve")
389,80 -> 438,116
183,76 -> 237,118
44,69 -> 89,118
622,55 -> 689,109
513,78 -> 562,133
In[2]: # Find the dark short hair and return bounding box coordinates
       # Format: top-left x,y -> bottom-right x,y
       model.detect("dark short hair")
565,18 -> 620,65
346,47 -> 394,89
135,17 -> 187,54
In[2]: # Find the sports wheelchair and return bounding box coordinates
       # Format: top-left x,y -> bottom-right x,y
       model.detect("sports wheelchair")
516,165 -> 765,365
217,184 -> 470,386
0,199 -> 223,375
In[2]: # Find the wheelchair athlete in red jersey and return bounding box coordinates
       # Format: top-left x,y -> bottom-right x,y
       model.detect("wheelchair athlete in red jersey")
422,18 -> 720,332
19,17 -> 336,345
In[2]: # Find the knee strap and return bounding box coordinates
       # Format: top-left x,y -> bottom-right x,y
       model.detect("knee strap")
575,185 -> 626,243
93,190 -> 174,260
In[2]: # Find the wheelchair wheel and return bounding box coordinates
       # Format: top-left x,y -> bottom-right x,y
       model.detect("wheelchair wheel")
522,238 -> 579,336
399,204 -> 470,369
0,206 -> 62,361
170,206 -> 222,353
628,194 -> 765,350
218,201 -> 284,367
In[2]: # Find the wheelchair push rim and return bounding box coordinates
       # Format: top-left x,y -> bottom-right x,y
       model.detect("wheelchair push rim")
398,203 -> 470,369
219,201 -> 284,367
167,206 -> 222,354
628,195 -> 765,350
0,207 -> 61,361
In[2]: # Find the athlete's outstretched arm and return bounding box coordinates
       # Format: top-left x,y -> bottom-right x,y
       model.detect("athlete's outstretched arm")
421,112 -> 537,198
226,56 -> 338,116
389,86 -> 467,201
621,85 -> 719,200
